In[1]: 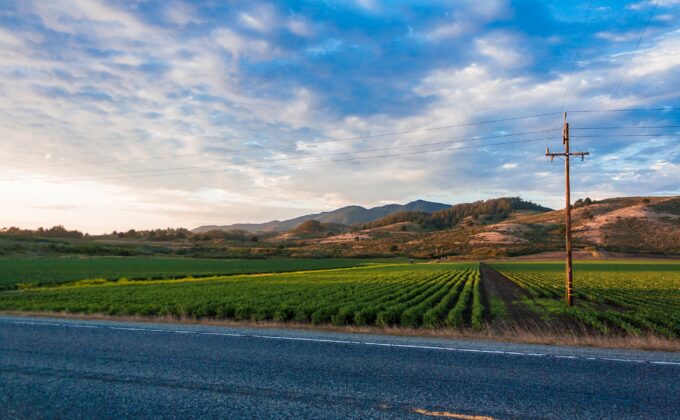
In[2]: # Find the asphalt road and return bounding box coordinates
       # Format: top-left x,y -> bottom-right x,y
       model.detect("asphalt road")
1,316 -> 679,419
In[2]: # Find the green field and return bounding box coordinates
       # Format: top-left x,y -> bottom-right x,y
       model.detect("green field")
491,261 -> 680,337
0,257 -> 387,290
0,262 -> 484,329
1,258 -> 678,337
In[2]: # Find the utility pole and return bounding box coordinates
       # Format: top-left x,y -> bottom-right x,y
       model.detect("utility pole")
546,112 -> 589,307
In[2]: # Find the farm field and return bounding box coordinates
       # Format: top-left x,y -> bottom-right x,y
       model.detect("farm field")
0,262 -> 484,329
1,259 -> 678,339
0,257 -> 387,290
491,260 -> 680,337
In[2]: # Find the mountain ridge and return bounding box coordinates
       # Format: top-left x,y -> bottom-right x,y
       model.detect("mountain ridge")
192,199 -> 452,233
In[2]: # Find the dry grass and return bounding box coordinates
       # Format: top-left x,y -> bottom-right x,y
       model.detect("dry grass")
2,310 -> 678,352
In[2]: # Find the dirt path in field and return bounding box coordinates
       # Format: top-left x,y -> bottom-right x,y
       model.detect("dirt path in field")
480,264 -> 539,326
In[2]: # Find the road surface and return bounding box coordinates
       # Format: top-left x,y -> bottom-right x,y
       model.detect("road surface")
1,315 -> 679,419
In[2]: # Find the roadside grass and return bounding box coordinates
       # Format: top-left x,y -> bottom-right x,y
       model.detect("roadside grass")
3,310 -> 678,352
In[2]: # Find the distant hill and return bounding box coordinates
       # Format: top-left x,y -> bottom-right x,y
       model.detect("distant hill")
425,195 -> 680,257
192,199 -> 451,233
363,197 -> 551,230
291,220 -> 349,235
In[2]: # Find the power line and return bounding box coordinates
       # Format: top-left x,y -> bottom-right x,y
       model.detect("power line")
10,111 -> 564,171
572,125 -> 680,130
602,0 -> 659,113
560,0 -> 594,112
2,129 -> 560,182
572,133 -> 680,138
588,0 -> 661,141
1,136 -> 559,184
9,107 -> 678,172
568,107 -> 680,113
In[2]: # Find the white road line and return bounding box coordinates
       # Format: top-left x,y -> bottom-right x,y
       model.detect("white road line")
3,319 -> 680,366
200,332 -> 245,337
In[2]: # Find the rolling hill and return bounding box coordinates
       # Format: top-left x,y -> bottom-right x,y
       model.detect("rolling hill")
362,197 -> 551,230
292,195 -> 680,258
192,199 -> 451,233
421,196 -> 680,257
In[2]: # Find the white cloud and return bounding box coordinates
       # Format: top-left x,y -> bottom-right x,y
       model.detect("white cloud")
651,160 -> 680,176
502,162 -> 518,169
426,23 -> 466,41
475,32 -> 528,69
164,1 -> 202,28
239,12 -> 269,32
596,31 -> 644,42
213,28 -> 272,61
0,27 -> 23,48
626,30 -> 680,77
354,0 -> 379,12
287,17 -> 312,37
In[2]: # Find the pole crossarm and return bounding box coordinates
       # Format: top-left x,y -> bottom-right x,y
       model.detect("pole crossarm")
546,150 -> 590,161
545,152 -> 590,157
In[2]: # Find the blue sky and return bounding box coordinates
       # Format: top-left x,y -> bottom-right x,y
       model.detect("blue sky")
0,0 -> 679,232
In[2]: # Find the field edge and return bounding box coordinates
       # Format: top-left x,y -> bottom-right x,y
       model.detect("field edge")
3,310 -> 679,353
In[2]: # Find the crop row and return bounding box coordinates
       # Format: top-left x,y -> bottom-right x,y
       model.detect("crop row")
0,263 -> 486,329
492,262 -> 680,337
0,257 -> 381,290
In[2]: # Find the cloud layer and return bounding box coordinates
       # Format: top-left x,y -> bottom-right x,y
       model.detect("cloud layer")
0,0 -> 679,232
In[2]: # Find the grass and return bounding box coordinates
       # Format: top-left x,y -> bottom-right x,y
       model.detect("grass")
0,256 -> 393,290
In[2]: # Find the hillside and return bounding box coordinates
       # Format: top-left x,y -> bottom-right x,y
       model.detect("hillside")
418,196 -> 680,257
193,199 -> 451,233
363,197 -> 551,230
293,195 -> 680,258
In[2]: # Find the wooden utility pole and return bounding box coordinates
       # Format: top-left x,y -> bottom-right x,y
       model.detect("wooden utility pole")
546,113 -> 589,307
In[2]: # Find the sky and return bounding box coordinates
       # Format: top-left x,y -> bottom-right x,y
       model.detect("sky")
0,0 -> 679,233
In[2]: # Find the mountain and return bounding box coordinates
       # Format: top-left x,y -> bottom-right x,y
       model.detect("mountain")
363,197 -> 551,230
192,200 -> 451,233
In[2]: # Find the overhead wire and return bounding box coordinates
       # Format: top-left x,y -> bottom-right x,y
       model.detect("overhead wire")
9,111 -> 564,171
3,108 -> 678,184
2,136 -> 560,184
600,0 -> 660,118
2,130 -> 560,183
560,0 -> 594,112
8,107 -> 678,173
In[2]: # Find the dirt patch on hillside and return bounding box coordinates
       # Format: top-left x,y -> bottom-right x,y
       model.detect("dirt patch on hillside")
470,231 -> 527,245
494,223 -> 531,233
317,233 -> 370,244
574,203 -> 680,244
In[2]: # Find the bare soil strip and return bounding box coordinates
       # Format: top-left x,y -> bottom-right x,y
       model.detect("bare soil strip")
479,263 -> 537,325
